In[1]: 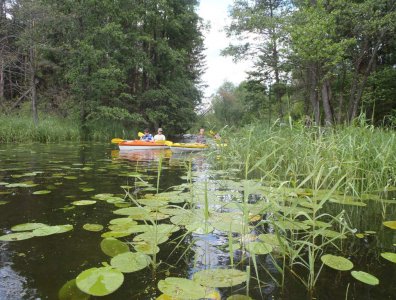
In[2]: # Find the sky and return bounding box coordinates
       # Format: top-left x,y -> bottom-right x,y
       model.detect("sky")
197,0 -> 252,99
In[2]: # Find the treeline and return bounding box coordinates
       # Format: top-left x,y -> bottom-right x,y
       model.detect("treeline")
0,0 -> 204,135
208,0 -> 396,127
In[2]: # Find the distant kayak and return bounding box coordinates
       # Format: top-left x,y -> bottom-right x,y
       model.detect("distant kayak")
170,143 -> 208,153
118,140 -> 169,151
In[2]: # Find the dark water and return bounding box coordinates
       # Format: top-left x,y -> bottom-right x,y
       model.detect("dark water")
0,143 -> 395,300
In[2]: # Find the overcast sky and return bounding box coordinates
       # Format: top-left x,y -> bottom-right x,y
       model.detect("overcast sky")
197,0 -> 252,99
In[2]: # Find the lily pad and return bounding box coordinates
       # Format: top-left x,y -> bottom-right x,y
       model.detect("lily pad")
33,190 -> 51,195
245,242 -> 273,255
72,200 -> 96,206
109,218 -> 137,225
158,277 -> 207,299
321,254 -> 353,271
33,226 -> 61,236
380,252 -> 396,263
0,231 -> 35,241
193,269 -> 248,288
100,238 -> 129,257
383,221 -> 396,230
0,201 -> 9,205
76,267 -> 124,296
64,176 -> 78,180
110,251 -> 151,273
83,224 -> 103,232
227,295 -> 253,300
58,279 -> 90,300
80,188 -> 95,192
57,224 -> 74,233
11,223 -> 47,232
351,271 -> 379,285
133,242 -> 160,255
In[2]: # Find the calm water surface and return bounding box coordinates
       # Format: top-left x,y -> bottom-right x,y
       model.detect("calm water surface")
0,143 -> 395,300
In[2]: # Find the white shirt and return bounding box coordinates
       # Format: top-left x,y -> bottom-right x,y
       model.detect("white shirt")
153,134 -> 166,141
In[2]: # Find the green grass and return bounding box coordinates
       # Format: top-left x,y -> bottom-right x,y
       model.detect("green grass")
215,122 -> 396,195
0,113 -> 136,143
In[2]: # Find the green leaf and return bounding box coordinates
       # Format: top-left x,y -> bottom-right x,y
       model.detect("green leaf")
58,279 -> 90,300
100,238 -> 129,257
33,226 -> 61,236
0,231 -> 35,241
33,190 -> 51,195
383,221 -> 396,230
351,271 -> 379,285
83,224 -> 103,232
193,269 -> 248,287
11,223 -> 47,231
158,277 -> 207,299
72,200 -> 96,206
321,254 -> 354,271
245,242 -> 273,255
76,267 -> 124,296
110,252 -> 151,273
381,252 -> 396,263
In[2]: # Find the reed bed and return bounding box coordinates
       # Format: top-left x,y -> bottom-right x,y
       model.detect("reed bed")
215,122 -> 396,195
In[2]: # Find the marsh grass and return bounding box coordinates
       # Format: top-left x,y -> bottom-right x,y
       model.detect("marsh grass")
0,114 -> 80,143
0,113 -> 133,142
215,123 -> 396,195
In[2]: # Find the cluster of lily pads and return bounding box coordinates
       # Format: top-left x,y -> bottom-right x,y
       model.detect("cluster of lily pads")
0,223 -> 73,241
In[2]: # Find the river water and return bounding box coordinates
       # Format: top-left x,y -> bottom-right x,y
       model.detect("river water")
0,143 -> 395,300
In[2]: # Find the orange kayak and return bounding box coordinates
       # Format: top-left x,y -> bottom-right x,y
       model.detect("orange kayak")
118,140 -> 169,151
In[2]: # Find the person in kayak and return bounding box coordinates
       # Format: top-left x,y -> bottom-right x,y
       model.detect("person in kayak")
196,128 -> 206,144
140,129 -> 153,141
154,128 -> 166,141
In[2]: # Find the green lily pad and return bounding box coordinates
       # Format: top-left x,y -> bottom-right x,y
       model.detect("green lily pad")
83,224 -> 103,232
381,252 -> 396,263
65,176 -> 78,180
72,200 -> 96,206
193,269 -> 248,287
133,242 -> 160,255
101,231 -> 133,238
33,190 -> 51,195
351,271 -> 379,285
0,231 -> 35,241
58,279 -> 90,300
33,225 -> 60,236
110,251 -> 151,273
321,254 -> 354,271
383,221 -> 396,230
113,207 -> 151,217
245,242 -> 273,255
11,223 -> 47,231
100,238 -> 130,257
0,201 -> 9,205
0,182 -> 9,186
133,231 -> 169,245
57,224 -> 74,233
80,188 -> 95,192
158,277 -> 207,299
6,183 -> 38,188
109,218 -> 137,225
76,267 -> 124,296
92,193 -> 114,200
227,295 -> 253,300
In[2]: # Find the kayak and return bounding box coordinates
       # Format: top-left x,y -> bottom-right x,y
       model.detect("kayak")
118,140 -> 169,151
170,143 -> 208,153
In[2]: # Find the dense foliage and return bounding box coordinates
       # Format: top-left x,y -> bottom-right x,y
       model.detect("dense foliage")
210,0 -> 396,127
0,0 -> 205,136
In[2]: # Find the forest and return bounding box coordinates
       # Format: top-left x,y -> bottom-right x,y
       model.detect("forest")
0,0 -> 395,137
